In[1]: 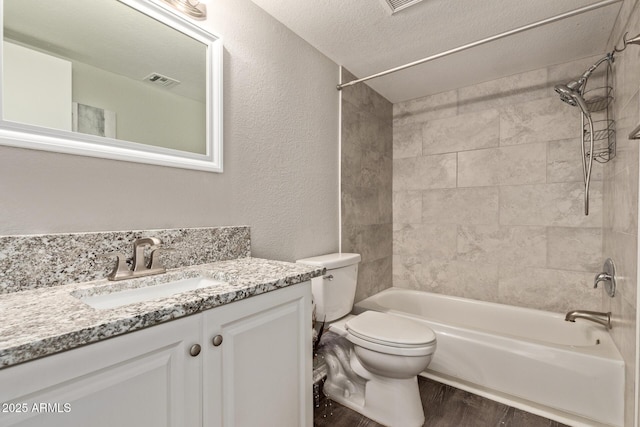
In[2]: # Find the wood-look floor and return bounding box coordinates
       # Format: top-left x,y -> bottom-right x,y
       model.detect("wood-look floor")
313,376 -> 568,427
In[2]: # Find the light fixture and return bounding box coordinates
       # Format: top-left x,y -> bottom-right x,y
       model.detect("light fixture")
159,0 -> 206,20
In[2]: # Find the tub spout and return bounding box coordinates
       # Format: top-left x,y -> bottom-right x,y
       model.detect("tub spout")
565,310 -> 611,329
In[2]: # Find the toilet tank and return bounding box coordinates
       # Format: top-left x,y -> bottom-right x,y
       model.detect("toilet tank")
296,253 -> 361,322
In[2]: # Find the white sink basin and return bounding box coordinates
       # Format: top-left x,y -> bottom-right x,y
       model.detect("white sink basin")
80,276 -> 225,309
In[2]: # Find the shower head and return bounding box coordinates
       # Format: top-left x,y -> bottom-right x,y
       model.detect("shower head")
554,68 -> 593,101
554,52 -> 614,116
554,84 -> 579,106
554,84 -> 591,116
554,73 -> 591,108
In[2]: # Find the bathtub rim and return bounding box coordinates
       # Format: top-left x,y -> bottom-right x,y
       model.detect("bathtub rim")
354,287 -> 623,360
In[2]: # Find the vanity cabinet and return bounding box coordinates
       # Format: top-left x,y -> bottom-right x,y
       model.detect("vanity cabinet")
0,282 -> 312,427
203,283 -> 313,427
0,314 -> 202,427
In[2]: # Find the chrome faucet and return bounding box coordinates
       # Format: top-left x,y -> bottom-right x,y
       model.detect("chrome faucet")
565,310 -> 612,329
102,237 -> 169,281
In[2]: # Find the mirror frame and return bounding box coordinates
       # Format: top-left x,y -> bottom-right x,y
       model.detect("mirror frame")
0,0 -> 223,172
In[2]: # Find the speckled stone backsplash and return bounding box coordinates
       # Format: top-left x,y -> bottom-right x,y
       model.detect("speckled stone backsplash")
0,226 -> 250,294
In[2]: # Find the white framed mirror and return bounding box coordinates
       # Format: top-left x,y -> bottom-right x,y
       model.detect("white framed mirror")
0,0 -> 223,172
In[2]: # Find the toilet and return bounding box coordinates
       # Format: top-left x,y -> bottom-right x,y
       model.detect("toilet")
297,253 -> 436,427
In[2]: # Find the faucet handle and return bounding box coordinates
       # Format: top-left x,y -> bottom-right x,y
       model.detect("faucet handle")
148,247 -> 174,272
132,237 -> 163,272
98,252 -> 132,281
593,258 -> 617,297
593,272 -> 611,289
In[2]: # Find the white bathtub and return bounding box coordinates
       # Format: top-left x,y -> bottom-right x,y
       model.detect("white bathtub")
353,288 -> 624,427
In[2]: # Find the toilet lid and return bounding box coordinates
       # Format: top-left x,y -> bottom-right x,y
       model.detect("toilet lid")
345,311 -> 436,348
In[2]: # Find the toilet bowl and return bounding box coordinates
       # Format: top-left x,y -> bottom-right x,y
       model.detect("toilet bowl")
296,253 -> 437,427
328,311 -> 436,427
346,311 -> 436,378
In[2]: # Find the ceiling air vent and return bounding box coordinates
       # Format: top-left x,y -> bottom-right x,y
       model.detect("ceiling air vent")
143,72 -> 181,89
382,0 -> 426,14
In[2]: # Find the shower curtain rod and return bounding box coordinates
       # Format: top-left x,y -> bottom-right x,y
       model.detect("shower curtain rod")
336,0 -> 623,90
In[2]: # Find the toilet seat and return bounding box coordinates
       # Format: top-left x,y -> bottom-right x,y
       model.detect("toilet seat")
345,311 -> 436,357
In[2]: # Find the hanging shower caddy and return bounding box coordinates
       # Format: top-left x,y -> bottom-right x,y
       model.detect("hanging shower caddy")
582,82 -> 615,163
555,32 -> 640,215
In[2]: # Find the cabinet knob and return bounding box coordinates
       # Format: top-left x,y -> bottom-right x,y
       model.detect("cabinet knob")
212,335 -> 223,346
189,344 -> 201,357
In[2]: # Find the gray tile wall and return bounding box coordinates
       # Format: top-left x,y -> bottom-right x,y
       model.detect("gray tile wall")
606,0 -> 640,424
392,57 -> 609,313
341,68 -> 393,302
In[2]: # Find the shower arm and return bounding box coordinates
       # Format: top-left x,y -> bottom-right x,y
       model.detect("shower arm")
575,53 -> 615,94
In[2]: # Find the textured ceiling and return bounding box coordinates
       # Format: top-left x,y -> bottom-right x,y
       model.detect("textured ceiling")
251,0 -> 622,103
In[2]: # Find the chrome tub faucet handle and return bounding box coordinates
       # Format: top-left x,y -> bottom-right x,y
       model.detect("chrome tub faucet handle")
593,258 -> 616,298
593,272 -> 612,288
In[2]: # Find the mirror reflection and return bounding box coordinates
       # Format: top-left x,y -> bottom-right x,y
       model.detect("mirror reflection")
3,0 -> 208,155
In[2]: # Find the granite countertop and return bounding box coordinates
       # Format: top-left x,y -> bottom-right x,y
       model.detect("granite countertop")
0,257 -> 323,369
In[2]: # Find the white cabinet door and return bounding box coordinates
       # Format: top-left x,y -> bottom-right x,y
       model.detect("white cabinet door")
202,283 -> 312,427
0,315 -> 202,427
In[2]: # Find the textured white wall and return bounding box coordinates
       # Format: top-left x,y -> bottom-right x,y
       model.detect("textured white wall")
0,0 -> 340,262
